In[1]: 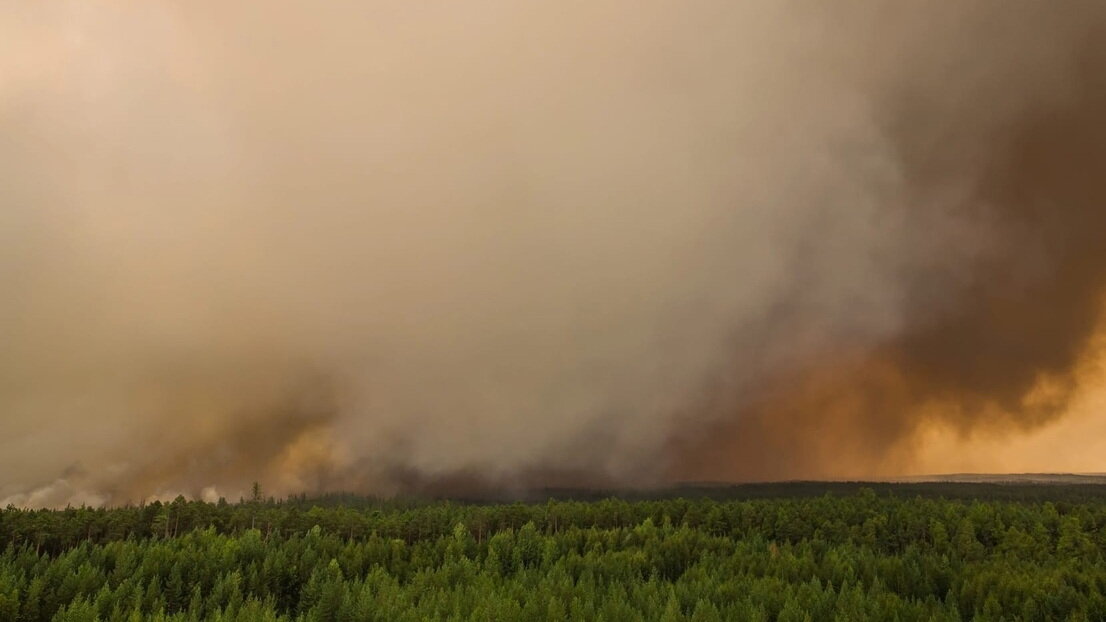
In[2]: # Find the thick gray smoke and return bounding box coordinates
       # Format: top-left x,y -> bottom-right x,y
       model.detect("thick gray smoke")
3,2 -> 1105,507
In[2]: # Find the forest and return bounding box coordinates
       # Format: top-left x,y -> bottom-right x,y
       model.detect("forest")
2,483 -> 1105,621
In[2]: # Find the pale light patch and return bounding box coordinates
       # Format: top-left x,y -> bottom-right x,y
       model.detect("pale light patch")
200,486 -> 222,503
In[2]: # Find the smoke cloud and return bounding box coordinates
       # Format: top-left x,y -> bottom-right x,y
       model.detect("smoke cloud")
3,1 -> 1106,506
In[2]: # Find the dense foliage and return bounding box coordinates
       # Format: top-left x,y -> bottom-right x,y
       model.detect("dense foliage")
2,485 -> 1106,621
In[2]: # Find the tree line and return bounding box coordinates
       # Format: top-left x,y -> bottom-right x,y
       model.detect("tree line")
1,487 -> 1105,620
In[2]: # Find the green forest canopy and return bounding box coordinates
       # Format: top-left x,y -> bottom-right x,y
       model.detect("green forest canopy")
1,483 -> 1105,621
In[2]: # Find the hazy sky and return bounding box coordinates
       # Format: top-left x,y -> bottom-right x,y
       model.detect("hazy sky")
3,1 -> 1106,507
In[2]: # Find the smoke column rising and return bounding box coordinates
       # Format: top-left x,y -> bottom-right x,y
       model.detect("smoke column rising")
2,1 -> 1106,506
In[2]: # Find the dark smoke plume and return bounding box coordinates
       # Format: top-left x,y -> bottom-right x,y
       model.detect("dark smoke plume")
675,3 -> 1106,481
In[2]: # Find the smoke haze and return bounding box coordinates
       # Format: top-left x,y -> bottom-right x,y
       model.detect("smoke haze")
3,1 -> 1106,507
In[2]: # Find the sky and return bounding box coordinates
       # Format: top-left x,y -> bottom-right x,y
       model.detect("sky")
2,1 -> 1106,507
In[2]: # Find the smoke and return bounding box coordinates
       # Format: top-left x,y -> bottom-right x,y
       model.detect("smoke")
2,2 -> 1105,506
674,3 -> 1106,481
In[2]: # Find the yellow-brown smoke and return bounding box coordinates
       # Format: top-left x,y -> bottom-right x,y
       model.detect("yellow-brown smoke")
3,2 -> 1106,507
675,4 -> 1106,481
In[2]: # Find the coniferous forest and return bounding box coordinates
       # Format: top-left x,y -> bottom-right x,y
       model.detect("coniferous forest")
2,484 -> 1106,621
